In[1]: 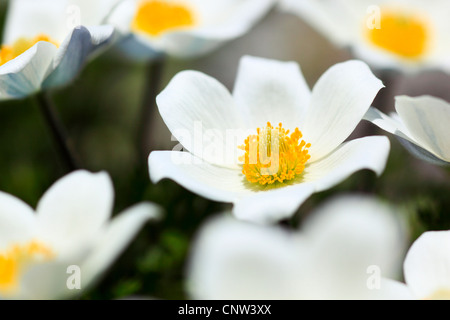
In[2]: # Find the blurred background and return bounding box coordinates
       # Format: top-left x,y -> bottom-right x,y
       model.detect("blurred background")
0,1 -> 449,299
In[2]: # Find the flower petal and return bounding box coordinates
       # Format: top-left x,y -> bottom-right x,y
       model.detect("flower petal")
149,151 -> 250,203
232,55 -> 311,129
364,107 -> 413,140
303,136 -> 390,191
156,71 -> 245,167
187,214 -> 300,300
153,0 -> 274,58
187,195 -> 407,300
232,183 -> 315,224
21,260 -> 82,300
189,0 -> 274,35
113,34 -> 164,61
105,0 -> 135,33
365,106 -> 450,166
302,60 -> 384,161
0,42 -> 57,100
36,170 -> 114,254
0,191 -> 36,250
136,31 -> 226,58
279,0 -> 358,47
80,202 -> 162,289
395,95 -> 450,162
396,136 -> 450,166
404,231 -> 450,299
3,0 -> 69,44
21,203 -> 154,301
42,25 -> 115,89
378,279 -> 415,300
68,0 -> 122,25
300,195 -> 406,299
108,0 -> 274,58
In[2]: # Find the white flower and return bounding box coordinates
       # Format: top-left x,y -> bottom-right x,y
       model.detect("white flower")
149,55 -> 390,224
0,0 -> 116,100
365,95 -> 450,166
279,0 -> 450,72
106,0 -> 275,59
0,170 -> 161,300
400,231 -> 450,300
186,195 -> 409,300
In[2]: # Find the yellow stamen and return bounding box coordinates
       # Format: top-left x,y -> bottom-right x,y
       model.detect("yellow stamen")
0,34 -> 59,66
239,122 -> 311,186
0,240 -> 54,295
366,9 -> 430,59
132,0 -> 195,37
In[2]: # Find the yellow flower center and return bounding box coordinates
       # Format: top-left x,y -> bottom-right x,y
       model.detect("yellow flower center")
0,240 -> 54,295
366,8 -> 430,59
0,34 -> 59,66
239,122 -> 311,186
426,289 -> 450,300
132,0 -> 196,37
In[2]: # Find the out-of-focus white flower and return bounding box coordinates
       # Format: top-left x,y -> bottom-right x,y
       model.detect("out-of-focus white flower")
400,231 -> 450,300
0,170 -> 161,300
280,0 -> 450,72
186,195 -> 410,300
106,0 -> 275,59
149,55 -> 390,224
365,95 -> 450,166
0,0 -> 116,100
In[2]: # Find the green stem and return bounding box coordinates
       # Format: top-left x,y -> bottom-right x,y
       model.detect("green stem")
35,91 -> 81,172
138,58 -> 166,159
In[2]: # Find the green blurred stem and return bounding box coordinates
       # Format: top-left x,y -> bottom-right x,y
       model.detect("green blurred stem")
138,58 -> 166,159
35,91 -> 81,172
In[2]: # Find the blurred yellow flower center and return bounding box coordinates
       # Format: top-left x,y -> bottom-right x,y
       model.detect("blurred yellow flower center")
132,0 -> 195,37
367,9 -> 429,59
0,34 -> 59,66
426,289 -> 450,300
239,122 -> 311,186
0,241 -> 54,295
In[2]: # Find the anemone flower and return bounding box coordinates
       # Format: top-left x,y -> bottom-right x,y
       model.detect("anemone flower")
400,231 -> 450,300
365,95 -> 450,166
0,170 -> 161,299
106,0 -> 275,60
0,0 -> 115,100
280,0 -> 450,73
186,195 -> 409,300
149,55 -> 390,224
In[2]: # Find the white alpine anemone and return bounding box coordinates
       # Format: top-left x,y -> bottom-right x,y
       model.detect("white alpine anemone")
365,95 -> 450,166
0,170 -> 161,300
106,0 -> 275,59
0,0 -> 116,100
400,231 -> 450,300
279,0 -> 450,72
149,55 -> 391,224
186,195 -> 409,300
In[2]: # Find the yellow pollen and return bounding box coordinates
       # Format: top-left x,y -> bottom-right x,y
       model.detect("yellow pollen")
0,34 -> 59,66
0,240 -> 54,295
132,0 -> 195,37
239,122 -> 311,186
366,9 -> 430,59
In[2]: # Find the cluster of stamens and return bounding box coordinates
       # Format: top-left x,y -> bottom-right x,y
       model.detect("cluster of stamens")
239,122 -> 311,186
